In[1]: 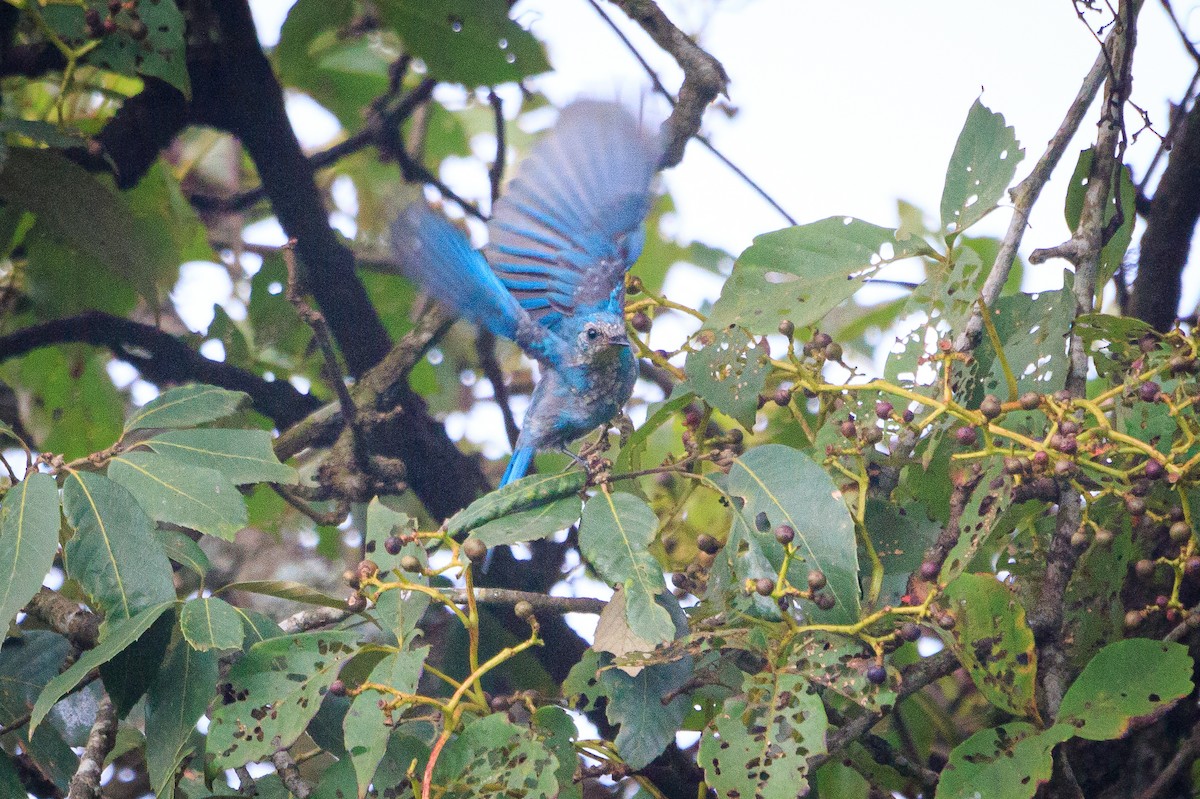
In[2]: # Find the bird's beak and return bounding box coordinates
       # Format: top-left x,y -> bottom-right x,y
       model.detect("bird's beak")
611,334 -> 632,347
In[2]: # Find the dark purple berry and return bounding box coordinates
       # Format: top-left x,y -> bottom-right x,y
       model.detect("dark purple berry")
1139,382 -> 1160,403
384,536 -> 403,556
866,665 -> 887,685
876,401 -> 894,420
774,524 -> 795,545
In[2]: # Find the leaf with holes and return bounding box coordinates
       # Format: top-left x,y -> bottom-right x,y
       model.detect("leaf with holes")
707,217 -> 932,335
719,444 -> 860,623
685,326 -> 771,428
938,462 -> 1010,584
0,473 -> 60,653
470,496 -> 581,547
940,99 -> 1024,237
206,631 -> 360,773
109,452 -> 247,541
700,670 -> 828,799
942,573 -> 1038,719
30,601 -> 175,735
179,597 -> 245,652
143,429 -> 297,485
431,713 -> 559,799
793,633 -> 897,715
145,638 -> 219,799
124,384 -> 248,433
376,0 -> 549,87
62,470 -> 175,620
935,722 -> 1072,799
579,492 -> 674,645
1056,638 -> 1193,741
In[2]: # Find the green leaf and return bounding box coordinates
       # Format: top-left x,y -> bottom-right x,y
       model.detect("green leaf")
579,492 -> 674,645
532,706 -> 582,799
864,499 -> 940,608
685,326 -> 770,428
100,606 -> 175,715
600,654 -> 692,769
938,461 -> 1009,584
936,722 -> 1071,799
793,632 -> 897,715
81,0 -> 189,95
940,99 -> 1024,237
1057,639 -> 1193,741
206,631 -> 360,772
0,473 -> 60,651
376,0 -> 550,87
1064,148 -> 1136,293
143,429 -> 298,485
0,751 -> 24,798
0,631 -> 79,791
614,390 -> 694,472
700,670 -> 828,799
720,444 -> 860,623
432,713 -> 559,799
62,470 -> 175,620
311,755 -> 359,799
30,601 -> 175,735
179,597 -> 246,652
109,451 -> 247,541
364,498 -> 417,571
216,580 -> 347,610
446,470 -> 587,537
0,148 -> 162,305
145,638 -> 219,799
344,648 -> 428,797
942,573 -> 1038,718
1063,507 -> 1134,671
470,496 -> 581,547
155,529 -> 211,578
706,217 -> 930,334
124,384 -> 248,433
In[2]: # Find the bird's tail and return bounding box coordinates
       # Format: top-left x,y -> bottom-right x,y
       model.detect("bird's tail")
499,446 -> 536,487
390,204 -> 525,341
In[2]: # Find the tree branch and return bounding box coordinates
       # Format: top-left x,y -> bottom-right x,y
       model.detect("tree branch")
1130,97 -> 1200,330
606,0 -> 730,169
955,30 -> 1112,352
23,588 -> 102,650
65,696 -> 117,799
0,311 -> 321,428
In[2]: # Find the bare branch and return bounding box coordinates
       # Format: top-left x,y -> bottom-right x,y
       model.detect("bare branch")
66,696 -> 117,799
271,750 -> 312,799
23,588 -> 101,650
606,0 -> 730,169
589,0 -> 796,224
955,33 -> 1111,352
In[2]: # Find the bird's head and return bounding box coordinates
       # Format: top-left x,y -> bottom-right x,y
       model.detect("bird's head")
573,316 -> 630,360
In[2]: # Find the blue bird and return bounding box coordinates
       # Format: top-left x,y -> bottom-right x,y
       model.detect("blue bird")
392,101 -> 661,491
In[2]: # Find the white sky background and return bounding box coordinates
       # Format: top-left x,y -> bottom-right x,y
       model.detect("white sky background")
249,0 -> 1200,311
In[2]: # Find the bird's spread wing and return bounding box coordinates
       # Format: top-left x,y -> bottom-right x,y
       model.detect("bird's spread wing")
483,101 -> 662,328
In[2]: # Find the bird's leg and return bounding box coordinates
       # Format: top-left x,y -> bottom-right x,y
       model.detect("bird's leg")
558,446 -> 589,468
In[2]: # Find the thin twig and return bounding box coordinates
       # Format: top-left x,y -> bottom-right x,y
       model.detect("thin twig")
477,330 -> 521,448
1135,715 -> 1200,799
955,31 -> 1112,352
588,0 -> 797,225
605,0 -> 730,169
809,647 -> 960,771
282,239 -> 358,418
488,90 -> 506,206
66,696 -> 118,799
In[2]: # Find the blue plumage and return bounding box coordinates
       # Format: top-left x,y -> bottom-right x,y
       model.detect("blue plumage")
391,101 -> 661,492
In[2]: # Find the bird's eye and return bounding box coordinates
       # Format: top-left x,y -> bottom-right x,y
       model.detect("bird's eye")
586,328 -> 600,340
